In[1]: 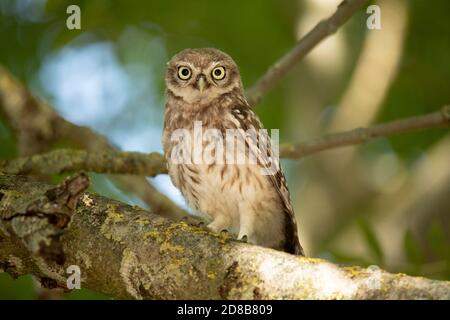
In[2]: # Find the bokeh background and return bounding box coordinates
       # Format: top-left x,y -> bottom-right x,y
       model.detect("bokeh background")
0,0 -> 449,299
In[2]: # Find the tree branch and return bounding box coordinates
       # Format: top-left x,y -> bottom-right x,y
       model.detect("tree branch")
1,174 -> 449,299
2,107 -> 448,177
0,149 -> 167,176
281,105 -> 450,159
246,0 -> 368,105
0,65 -> 185,220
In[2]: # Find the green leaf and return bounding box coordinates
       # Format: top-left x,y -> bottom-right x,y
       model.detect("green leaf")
427,221 -> 450,260
356,217 -> 384,265
403,229 -> 425,265
0,274 -> 36,300
0,117 -> 17,159
326,249 -> 373,267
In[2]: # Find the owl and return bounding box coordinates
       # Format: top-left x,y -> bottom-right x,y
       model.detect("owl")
162,48 -> 304,255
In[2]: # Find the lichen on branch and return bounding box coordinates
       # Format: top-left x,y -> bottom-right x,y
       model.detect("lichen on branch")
0,149 -> 167,177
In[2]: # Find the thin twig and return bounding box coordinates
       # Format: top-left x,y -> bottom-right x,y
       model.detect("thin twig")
280,106 -> 450,158
246,0 -> 368,106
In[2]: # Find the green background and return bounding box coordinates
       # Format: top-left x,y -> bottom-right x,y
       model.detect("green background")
0,0 -> 449,299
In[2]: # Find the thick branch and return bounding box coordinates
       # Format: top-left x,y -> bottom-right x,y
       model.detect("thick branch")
246,0 -> 368,105
0,149 -> 167,176
1,174 -> 449,299
0,65 -> 185,220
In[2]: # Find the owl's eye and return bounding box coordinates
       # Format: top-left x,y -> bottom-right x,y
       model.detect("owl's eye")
177,66 -> 191,80
211,66 -> 226,80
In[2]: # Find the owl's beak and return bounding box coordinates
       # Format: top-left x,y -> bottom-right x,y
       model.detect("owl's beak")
197,75 -> 206,93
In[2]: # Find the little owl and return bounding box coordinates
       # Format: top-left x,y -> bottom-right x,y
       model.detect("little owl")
162,48 -> 304,255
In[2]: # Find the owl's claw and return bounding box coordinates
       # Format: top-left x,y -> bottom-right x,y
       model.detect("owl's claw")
238,235 -> 248,243
180,215 -> 206,228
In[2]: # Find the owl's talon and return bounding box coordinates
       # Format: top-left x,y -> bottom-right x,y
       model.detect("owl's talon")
180,215 -> 205,228
239,235 -> 248,243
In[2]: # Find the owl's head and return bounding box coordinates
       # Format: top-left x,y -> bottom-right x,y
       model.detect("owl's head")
165,48 -> 243,104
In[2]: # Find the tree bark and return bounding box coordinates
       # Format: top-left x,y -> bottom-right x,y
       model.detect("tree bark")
0,149 -> 168,177
1,174 -> 449,299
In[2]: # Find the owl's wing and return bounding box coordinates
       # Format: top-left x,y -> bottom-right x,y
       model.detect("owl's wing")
225,100 -> 304,255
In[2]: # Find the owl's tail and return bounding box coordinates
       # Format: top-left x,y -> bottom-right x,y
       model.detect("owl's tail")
283,214 -> 305,256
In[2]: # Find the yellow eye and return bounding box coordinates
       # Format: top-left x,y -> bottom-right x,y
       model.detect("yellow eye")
177,66 -> 191,80
211,66 -> 226,80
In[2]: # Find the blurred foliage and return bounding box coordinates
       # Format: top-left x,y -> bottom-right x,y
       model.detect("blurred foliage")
379,0 -> 450,157
0,119 -> 16,159
0,0 -> 449,299
0,274 -> 110,300
0,274 -> 36,300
